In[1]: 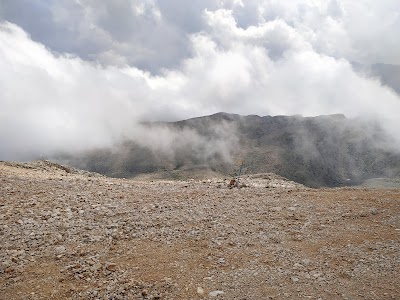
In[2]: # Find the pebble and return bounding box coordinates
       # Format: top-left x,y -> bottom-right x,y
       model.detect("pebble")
291,277 -> 299,283
105,262 -> 117,271
197,287 -> 205,295
270,207 -> 282,212
301,259 -> 311,266
55,233 -> 63,242
55,245 -> 66,254
209,290 -> 224,297
370,208 -> 379,215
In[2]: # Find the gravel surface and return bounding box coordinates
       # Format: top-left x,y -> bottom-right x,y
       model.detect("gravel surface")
1,161 -> 399,299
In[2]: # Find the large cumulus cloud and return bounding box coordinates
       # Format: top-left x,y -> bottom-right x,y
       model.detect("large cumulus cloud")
0,1 -> 400,160
2,0 -> 399,70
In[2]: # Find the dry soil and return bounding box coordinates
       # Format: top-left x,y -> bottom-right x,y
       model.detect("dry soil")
0,161 -> 399,300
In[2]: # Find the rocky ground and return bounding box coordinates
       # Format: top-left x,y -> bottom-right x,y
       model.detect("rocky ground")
0,161 -> 399,300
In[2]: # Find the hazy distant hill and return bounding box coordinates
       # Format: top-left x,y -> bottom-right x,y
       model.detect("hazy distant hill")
59,113 -> 400,187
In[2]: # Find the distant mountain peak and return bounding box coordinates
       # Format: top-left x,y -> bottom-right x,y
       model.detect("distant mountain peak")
60,113 -> 400,188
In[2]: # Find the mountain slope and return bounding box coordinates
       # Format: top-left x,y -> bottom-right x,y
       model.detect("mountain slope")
59,113 -> 400,187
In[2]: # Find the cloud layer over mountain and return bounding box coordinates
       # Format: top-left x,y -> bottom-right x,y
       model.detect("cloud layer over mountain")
1,0 -> 399,160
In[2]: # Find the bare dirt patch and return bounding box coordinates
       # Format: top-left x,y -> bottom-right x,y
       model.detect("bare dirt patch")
1,161 -> 399,299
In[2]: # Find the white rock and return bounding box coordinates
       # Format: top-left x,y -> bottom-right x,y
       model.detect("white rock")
209,290 -> 224,297
197,287 -> 204,295
55,245 -> 66,254
270,207 -> 282,212
291,277 -> 299,283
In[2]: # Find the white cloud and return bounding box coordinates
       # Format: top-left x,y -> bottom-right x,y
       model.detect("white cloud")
252,0 -> 400,65
2,1 -> 399,69
1,1 -> 400,160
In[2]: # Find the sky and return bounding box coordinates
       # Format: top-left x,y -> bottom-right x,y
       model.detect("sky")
0,0 -> 400,160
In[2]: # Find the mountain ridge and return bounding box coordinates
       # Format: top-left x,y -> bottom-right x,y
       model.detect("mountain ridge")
58,113 -> 400,188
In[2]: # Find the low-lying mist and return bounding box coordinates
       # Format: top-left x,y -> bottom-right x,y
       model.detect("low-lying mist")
56,117 -> 239,178
53,113 -> 400,188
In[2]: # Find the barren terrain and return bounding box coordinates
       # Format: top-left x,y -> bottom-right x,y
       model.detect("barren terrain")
1,161 -> 399,299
